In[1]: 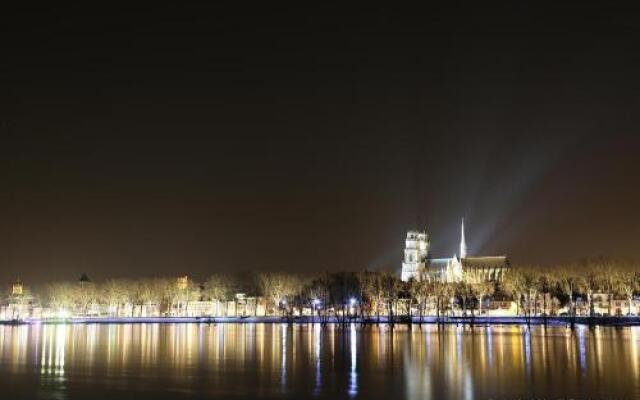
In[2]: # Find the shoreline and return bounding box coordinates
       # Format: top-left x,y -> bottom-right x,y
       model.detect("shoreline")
2,316 -> 639,326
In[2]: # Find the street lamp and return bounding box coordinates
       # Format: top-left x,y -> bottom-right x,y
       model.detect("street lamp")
312,299 -> 320,321
349,298 -> 357,318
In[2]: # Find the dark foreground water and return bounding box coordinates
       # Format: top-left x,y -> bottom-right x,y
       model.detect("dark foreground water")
0,323 -> 638,399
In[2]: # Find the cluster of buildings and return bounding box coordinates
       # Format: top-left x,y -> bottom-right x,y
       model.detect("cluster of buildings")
400,219 -> 509,284
399,220 -> 640,316
1,222 -> 637,320
0,281 -> 35,320
0,276 -> 311,321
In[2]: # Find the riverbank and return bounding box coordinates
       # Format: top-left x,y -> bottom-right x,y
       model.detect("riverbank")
2,315 -> 640,326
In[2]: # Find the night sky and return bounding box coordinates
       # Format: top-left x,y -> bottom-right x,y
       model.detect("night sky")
2,4 -> 640,284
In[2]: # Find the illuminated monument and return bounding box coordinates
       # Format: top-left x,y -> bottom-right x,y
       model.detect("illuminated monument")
400,219 -> 509,283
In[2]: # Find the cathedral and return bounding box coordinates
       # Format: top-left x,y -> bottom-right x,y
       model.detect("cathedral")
400,220 -> 509,283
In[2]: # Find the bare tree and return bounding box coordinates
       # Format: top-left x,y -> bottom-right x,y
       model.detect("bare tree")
613,269 -> 636,316
204,274 -> 235,316
305,275 -> 330,322
360,271 -> 384,323
474,280 -> 494,316
74,281 -> 98,316
258,272 -> 300,317
46,282 -> 75,315
503,268 -> 527,316
381,272 -> 400,324
101,279 -> 130,317
408,276 -> 430,322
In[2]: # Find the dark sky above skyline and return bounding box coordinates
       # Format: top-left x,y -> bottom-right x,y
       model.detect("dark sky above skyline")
2,4 -> 640,284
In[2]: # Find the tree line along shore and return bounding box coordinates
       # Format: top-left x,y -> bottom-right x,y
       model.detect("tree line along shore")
2,259 -> 639,323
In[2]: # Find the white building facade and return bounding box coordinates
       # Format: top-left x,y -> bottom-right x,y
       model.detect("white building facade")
400,231 -> 430,281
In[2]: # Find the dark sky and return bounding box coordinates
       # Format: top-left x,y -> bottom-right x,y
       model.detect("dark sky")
1,4 -> 640,284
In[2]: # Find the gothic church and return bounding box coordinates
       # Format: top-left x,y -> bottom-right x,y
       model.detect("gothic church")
400,220 -> 509,283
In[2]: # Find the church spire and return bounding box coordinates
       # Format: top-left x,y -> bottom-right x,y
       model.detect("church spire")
460,218 -> 467,259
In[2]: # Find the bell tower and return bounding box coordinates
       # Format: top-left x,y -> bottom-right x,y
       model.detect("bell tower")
12,280 -> 23,296
401,230 -> 430,281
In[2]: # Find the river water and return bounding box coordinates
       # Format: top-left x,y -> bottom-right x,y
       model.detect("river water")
0,323 -> 638,399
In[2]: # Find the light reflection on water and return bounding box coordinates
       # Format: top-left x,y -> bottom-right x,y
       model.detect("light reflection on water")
0,323 -> 639,399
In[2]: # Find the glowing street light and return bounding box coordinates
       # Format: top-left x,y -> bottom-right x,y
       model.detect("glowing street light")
311,299 -> 321,322
348,298 -> 358,318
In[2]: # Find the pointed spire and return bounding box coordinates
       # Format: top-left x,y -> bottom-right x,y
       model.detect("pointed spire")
460,218 -> 467,259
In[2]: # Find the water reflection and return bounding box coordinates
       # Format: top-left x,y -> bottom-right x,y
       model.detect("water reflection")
281,324 -> 287,390
40,325 -> 66,377
313,323 -> 321,396
348,323 -> 357,398
0,323 -> 638,399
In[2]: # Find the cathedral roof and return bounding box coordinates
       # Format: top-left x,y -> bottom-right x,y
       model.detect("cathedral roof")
461,256 -> 509,268
427,258 -> 453,265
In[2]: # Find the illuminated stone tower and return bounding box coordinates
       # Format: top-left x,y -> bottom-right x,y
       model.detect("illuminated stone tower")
12,280 -> 23,296
401,230 -> 430,281
460,218 -> 467,259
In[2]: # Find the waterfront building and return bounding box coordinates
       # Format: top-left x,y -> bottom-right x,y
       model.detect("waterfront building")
400,219 -> 510,283
570,293 -> 640,316
12,280 -> 23,296
1,279 -> 36,320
